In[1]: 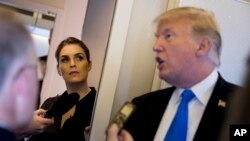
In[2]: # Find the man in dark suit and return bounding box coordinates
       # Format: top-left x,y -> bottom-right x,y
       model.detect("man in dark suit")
106,6 -> 240,141
124,74 -> 238,141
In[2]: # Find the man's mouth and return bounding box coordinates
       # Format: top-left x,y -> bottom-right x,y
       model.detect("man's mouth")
156,57 -> 164,65
69,71 -> 79,75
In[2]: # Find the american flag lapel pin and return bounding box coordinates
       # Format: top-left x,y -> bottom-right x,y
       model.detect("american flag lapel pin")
218,99 -> 226,108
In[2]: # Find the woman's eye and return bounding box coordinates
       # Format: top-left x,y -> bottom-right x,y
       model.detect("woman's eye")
60,58 -> 69,63
76,56 -> 84,61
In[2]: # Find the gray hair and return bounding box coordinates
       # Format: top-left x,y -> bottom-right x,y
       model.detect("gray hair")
0,8 -> 34,91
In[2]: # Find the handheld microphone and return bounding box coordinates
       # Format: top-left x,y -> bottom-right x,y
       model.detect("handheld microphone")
107,102 -> 136,132
45,92 -> 80,118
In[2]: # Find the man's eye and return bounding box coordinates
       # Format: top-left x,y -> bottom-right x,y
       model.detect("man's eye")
164,33 -> 172,40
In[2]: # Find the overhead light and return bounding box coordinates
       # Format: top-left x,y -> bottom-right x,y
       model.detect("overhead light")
26,25 -> 50,37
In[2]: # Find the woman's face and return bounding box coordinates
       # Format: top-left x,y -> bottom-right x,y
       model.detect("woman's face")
57,44 -> 91,84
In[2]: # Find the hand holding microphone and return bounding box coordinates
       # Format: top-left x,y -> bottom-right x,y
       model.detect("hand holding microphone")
44,92 -> 80,118
106,102 -> 136,141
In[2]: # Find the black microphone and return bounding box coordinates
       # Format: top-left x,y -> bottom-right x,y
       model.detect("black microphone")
45,92 -> 80,118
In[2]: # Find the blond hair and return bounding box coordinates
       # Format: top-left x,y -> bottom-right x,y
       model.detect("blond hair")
155,7 -> 221,66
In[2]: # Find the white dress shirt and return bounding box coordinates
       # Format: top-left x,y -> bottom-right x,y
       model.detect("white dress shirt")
154,69 -> 219,141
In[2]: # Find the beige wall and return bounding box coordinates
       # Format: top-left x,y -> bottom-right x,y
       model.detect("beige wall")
111,0 -> 169,117
81,0 -> 117,91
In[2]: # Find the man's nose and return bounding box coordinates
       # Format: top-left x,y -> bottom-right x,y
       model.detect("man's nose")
153,39 -> 163,52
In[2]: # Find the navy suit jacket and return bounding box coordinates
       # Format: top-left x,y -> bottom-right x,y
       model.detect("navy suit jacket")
124,74 -> 240,141
0,127 -> 17,141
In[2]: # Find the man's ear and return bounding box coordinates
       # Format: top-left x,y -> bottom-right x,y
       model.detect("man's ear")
196,38 -> 212,57
12,68 -> 29,111
57,64 -> 62,76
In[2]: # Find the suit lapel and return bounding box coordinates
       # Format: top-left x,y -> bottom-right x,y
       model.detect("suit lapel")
193,75 -> 232,141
